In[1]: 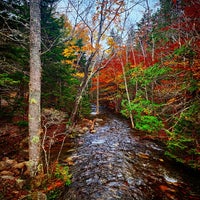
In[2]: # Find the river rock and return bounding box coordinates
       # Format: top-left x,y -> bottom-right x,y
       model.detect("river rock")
1,175 -> 15,180
90,129 -> 96,133
95,118 -> 104,122
82,127 -> 89,132
5,158 -> 17,166
13,162 -> 25,169
0,170 -> 14,176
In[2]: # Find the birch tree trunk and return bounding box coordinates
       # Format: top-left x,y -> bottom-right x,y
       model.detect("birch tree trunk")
121,57 -> 134,129
29,0 -> 42,177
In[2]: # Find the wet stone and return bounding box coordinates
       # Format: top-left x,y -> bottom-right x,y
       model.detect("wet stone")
117,173 -> 123,178
135,178 -> 143,186
107,181 -> 121,187
127,177 -> 134,185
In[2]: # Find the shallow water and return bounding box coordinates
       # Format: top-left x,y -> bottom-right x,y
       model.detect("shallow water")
62,111 -> 200,200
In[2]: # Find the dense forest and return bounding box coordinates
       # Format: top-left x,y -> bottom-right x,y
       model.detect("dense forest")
0,0 -> 199,199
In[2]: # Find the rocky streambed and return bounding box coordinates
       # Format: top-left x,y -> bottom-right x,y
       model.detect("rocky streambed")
62,111 -> 200,200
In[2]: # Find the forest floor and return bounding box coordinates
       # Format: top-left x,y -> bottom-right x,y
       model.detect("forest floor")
0,112 -> 75,200
0,118 -> 29,199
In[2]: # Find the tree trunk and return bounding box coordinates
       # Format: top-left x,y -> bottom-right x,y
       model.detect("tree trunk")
122,64 -> 134,129
96,71 -> 100,114
70,74 -> 92,123
69,52 -> 100,123
29,0 -> 42,177
121,48 -> 134,128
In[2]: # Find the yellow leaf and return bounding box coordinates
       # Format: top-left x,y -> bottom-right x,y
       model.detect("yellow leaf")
74,72 -> 84,78
63,157 -> 74,166
167,98 -> 176,104
137,152 -> 149,159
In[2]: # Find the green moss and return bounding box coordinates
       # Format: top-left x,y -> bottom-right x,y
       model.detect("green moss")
32,136 -> 40,144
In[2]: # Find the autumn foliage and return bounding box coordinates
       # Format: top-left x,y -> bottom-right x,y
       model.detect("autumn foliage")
91,0 -> 200,169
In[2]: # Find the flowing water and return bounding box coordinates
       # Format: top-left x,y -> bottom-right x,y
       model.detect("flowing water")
62,109 -> 200,200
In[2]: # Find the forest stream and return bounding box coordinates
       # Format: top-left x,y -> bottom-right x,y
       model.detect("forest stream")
62,107 -> 200,200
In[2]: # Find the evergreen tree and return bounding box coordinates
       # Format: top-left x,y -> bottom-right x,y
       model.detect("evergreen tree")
40,1 -> 81,114
0,0 -> 29,118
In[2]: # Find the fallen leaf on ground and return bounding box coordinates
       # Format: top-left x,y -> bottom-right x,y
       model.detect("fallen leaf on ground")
137,152 -> 149,159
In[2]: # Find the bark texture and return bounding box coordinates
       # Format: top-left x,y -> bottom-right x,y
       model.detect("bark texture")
29,0 -> 42,177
